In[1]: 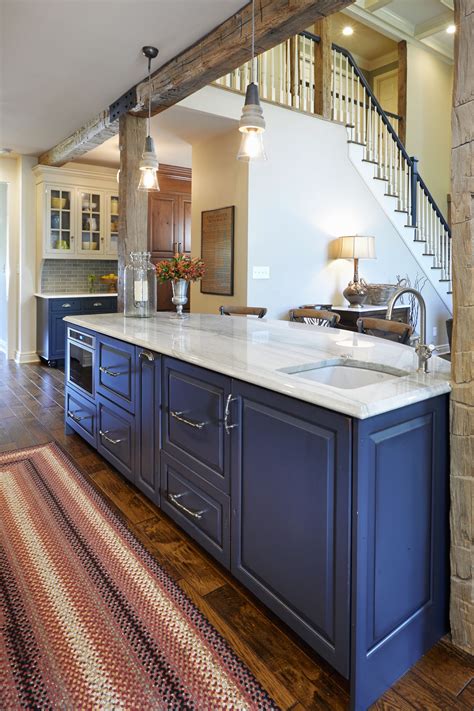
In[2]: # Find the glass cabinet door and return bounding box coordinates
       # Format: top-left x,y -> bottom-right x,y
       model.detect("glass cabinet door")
108,194 -> 119,256
47,188 -> 74,253
79,191 -> 103,254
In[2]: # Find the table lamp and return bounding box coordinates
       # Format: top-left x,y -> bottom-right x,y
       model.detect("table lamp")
338,235 -> 376,307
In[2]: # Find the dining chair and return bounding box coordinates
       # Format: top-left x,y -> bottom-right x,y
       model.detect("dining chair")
356,317 -> 413,344
289,308 -> 341,328
219,305 -> 267,318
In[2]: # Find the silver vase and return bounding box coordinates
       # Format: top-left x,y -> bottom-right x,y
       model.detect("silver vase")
171,279 -> 189,318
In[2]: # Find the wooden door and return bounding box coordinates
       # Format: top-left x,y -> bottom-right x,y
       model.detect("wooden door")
148,192 -> 179,258
180,195 -> 192,253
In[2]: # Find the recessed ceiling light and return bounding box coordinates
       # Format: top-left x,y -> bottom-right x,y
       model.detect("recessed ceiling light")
342,26 -> 354,36
446,24 -> 456,34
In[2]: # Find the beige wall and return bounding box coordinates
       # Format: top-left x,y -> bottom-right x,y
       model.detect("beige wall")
190,130 -> 249,314
406,44 -> 453,216
0,157 -> 20,359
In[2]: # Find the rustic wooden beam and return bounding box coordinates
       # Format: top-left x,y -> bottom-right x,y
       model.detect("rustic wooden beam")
313,17 -> 332,119
38,111 -> 119,167
39,0 -> 354,166
117,114 -> 149,312
449,0 -> 474,656
397,40 -> 407,144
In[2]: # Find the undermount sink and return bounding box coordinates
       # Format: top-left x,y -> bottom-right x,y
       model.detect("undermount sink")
279,359 -> 409,390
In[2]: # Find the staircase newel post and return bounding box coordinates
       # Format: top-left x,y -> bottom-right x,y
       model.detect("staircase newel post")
410,156 -> 418,228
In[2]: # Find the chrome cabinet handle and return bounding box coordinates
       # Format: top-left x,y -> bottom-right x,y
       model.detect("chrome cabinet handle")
99,429 -> 124,445
67,410 -> 85,423
93,302 -> 103,307
99,365 -> 121,377
170,410 -> 206,429
224,394 -> 238,435
139,350 -> 155,362
62,303 -> 71,308
168,492 -> 205,520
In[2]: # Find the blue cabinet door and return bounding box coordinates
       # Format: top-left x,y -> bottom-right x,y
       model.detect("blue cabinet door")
162,357 -> 231,492
230,380 -> 352,677
136,348 -> 161,506
97,394 -> 136,482
96,334 -> 136,413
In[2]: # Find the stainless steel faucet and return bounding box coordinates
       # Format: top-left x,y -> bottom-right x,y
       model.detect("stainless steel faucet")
386,287 -> 434,373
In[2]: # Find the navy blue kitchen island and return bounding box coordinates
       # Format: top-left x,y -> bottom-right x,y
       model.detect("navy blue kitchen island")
63,313 -> 451,711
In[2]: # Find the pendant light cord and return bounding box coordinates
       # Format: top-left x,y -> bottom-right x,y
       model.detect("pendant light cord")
148,57 -> 152,136
251,0 -> 255,84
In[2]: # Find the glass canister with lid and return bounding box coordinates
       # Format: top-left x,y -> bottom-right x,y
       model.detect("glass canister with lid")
124,251 -> 157,318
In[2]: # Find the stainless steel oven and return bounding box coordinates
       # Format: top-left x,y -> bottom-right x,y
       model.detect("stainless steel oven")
66,328 -> 95,397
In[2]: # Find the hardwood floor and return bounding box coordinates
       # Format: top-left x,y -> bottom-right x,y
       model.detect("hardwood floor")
0,354 -> 472,711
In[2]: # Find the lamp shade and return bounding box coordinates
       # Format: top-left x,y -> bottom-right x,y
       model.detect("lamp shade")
338,235 -> 376,260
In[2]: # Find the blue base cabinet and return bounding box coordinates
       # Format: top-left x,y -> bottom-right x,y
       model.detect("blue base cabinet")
64,328 -> 449,711
230,381 -> 352,676
36,296 -> 117,365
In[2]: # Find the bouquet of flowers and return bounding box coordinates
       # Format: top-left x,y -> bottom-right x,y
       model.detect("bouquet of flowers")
155,255 -> 205,283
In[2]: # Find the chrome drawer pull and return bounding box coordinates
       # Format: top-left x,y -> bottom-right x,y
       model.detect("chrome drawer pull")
168,492 -> 205,520
171,410 -> 206,429
99,365 -> 121,377
224,394 -> 238,435
139,350 -> 155,362
67,410 -> 85,423
99,429 -> 124,445
62,303 -> 72,308
93,302 -> 103,307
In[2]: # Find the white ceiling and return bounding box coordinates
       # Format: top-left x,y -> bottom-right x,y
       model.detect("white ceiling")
345,0 -> 455,61
76,104 -> 237,168
0,0 -> 246,156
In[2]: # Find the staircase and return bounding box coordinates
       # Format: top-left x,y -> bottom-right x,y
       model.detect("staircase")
215,32 -> 453,313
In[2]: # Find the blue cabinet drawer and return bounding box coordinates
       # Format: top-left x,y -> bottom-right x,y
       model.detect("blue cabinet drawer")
83,297 -> 117,313
97,395 -> 136,482
65,387 -> 97,447
50,298 -> 81,313
97,335 -> 136,413
161,452 -> 230,567
162,357 -> 231,492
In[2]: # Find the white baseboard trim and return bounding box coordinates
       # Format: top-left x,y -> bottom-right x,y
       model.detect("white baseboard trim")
14,350 -> 41,364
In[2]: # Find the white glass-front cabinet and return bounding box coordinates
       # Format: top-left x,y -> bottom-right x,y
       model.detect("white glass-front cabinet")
35,165 -> 119,261
106,193 -> 119,257
45,186 -> 76,255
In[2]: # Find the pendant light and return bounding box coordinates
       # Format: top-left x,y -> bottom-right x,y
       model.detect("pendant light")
138,46 -> 160,191
237,0 -> 267,161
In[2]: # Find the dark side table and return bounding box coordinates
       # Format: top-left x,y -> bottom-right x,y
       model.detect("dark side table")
330,304 -> 410,332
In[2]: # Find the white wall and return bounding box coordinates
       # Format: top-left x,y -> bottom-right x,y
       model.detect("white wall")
0,156 -> 38,361
190,130 -> 249,315
0,183 -> 7,352
182,86 -> 452,345
406,45 -> 453,216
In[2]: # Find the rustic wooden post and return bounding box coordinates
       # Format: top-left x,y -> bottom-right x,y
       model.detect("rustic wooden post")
449,0 -> 473,655
117,114 -> 148,311
397,40 -> 407,144
313,18 -> 332,119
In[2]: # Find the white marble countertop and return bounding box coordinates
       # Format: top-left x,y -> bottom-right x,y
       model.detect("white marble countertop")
35,293 -> 118,299
64,313 -> 451,419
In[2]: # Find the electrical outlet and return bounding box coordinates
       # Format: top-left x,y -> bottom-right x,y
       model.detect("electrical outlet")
432,326 -> 438,338
252,266 -> 270,279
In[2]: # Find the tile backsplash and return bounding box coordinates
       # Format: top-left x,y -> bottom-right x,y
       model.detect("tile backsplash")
40,260 -> 118,294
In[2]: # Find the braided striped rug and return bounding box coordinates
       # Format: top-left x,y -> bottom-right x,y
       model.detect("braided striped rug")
0,443 -> 278,710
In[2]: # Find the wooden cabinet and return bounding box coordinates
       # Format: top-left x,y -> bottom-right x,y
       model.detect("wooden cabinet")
230,380 -> 352,675
147,165 -> 192,311
34,164 -> 119,261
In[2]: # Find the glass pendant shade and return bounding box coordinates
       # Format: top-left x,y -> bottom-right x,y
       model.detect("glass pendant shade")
237,82 -> 267,162
138,135 -> 160,192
